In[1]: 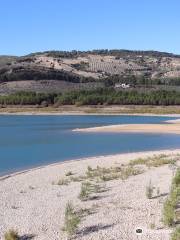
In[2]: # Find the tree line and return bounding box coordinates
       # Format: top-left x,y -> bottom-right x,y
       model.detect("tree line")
55,88 -> 180,106
1,89 -> 180,106
28,50 -> 180,59
0,92 -> 56,105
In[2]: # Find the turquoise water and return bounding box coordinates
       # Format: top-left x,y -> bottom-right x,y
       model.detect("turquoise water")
0,115 -> 180,176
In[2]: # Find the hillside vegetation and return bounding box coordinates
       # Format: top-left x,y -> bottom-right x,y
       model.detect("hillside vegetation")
0,50 -> 180,95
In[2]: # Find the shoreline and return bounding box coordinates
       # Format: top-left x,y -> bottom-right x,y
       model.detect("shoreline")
0,148 -> 180,180
0,150 -> 163,180
1,105 -> 180,116
1,149 -> 180,239
1,111 -> 180,117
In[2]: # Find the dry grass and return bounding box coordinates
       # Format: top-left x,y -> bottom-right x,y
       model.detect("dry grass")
70,175 -> 87,182
85,165 -> 142,182
120,166 -> 143,180
130,154 -> 177,168
77,155 -> 177,195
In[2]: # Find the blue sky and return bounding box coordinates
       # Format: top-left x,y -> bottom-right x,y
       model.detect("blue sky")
0,0 -> 180,56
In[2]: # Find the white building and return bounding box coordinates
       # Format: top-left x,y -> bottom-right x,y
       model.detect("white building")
115,83 -> 130,89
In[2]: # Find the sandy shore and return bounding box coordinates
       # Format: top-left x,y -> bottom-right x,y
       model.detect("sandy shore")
74,121 -> 180,134
1,105 -> 180,116
1,111 -> 180,117
1,149 -> 180,240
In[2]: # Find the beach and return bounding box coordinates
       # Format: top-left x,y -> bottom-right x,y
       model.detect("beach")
1,149 -> 180,240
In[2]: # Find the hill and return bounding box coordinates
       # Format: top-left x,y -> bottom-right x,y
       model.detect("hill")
0,49 -> 180,94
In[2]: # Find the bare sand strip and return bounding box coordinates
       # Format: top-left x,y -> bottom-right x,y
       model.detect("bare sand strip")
166,119 -> 180,124
74,122 -> 180,134
1,149 -> 180,240
1,111 -> 180,117
1,105 -> 180,116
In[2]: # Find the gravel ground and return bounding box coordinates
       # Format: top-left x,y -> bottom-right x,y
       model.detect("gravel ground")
0,149 -> 180,240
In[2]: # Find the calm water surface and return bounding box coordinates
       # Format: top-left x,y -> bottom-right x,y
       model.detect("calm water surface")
0,115 -> 180,176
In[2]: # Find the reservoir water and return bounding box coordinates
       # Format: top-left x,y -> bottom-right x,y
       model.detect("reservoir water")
0,115 -> 180,176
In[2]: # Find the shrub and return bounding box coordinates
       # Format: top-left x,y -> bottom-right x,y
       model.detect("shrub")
70,175 -> 86,182
65,171 -> 73,176
171,227 -> 180,240
4,230 -> 19,240
163,169 -> 180,226
163,199 -> 175,226
156,187 -> 160,196
79,182 -> 92,201
129,158 -> 146,166
57,178 -> 69,185
173,170 -> 180,187
146,180 -> 154,199
130,154 -> 176,168
86,165 -> 142,181
150,223 -> 155,229
87,166 -> 93,172
100,173 -> 119,181
85,167 -> 101,178
120,166 -> 143,180
63,202 -> 81,236
78,182 -> 103,201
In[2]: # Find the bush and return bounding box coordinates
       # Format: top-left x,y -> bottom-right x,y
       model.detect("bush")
63,202 -> 81,236
120,166 -> 143,180
173,170 -> 180,187
65,171 -> 73,176
146,180 -> 154,199
163,199 -> 175,226
78,181 -> 105,201
171,227 -> 180,240
4,230 -> 19,240
163,169 -> 180,227
79,182 -> 92,201
130,154 -> 176,168
57,178 -> 69,185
